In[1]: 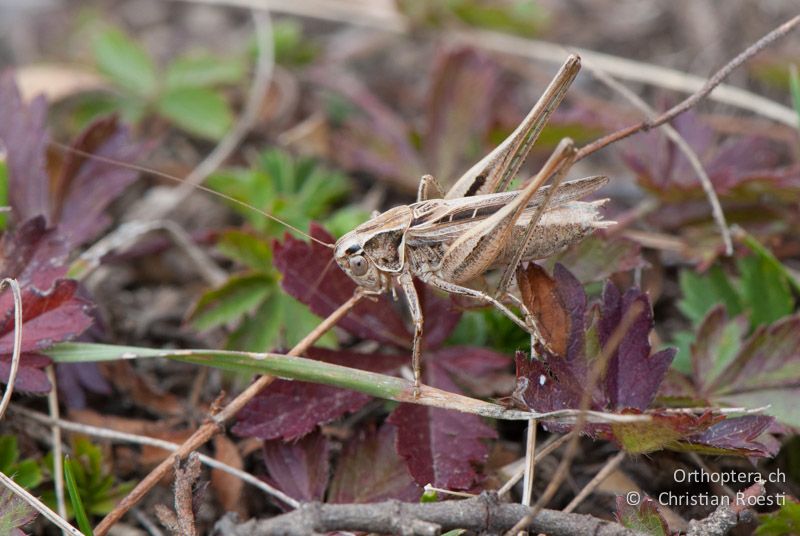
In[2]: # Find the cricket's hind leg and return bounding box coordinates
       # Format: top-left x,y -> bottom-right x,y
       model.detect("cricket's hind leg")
417,174 -> 445,202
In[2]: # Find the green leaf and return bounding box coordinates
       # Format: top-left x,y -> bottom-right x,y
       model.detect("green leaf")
165,54 -> 245,90
441,530 -> 467,536
190,273 -> 272,330
677,265 -> 742,324
92,27 -> 157,97
226,292 -> 336,352
217,230 -> 272,271
13,460 -> 42,490
0,436 -> 18,471
271,20 -> 317,66
65,457 -> 93,535
756,500 -> 800,535
670,330 -> 695,374
790,64 -> 800,133
156,87 -> 233,140
738,254 -> 793,328
616,496 -> 669,536
324,206 -> 370,238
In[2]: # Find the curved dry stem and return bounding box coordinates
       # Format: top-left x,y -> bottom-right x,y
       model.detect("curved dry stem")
575,14 -> 800,162
0,470 -> 83,536
0,278 -> 22,421
45,366 -> 67,520
587,64 -> 733,256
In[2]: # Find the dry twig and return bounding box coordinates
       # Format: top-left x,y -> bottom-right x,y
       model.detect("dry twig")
214,492 -> 646,536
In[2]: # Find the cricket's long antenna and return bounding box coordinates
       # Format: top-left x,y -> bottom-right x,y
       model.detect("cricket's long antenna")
48,141 -> 336,249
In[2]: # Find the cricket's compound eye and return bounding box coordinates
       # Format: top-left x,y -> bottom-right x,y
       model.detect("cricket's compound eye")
348,255 -> 369,276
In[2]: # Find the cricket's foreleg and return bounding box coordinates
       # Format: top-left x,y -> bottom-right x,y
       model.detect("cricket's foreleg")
422,273 -> 532,335
398,271 -> 424,397
417,174 -> 444,202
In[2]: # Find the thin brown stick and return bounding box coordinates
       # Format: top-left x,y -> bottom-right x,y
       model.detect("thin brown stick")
0,278 -> 22,420
587,65 -> 733,255
521,419 -> 537,509
575,14 -> 800,163
93,292 -> 363,535
498,433 -> 571,497
563,451 -> 625,514
45,366 -> 67,524
505,301 -> 645,536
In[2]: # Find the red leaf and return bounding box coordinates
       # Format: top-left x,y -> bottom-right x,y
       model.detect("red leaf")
0,279 -> 93,354
0,72 -> 50,225
684,415 -> 777,457
0,217 -> 70,295
0,353 -> 51,393
262,432 -> 330,505
233,348 -> 407,441
273,224 -> 412,348
328,424 -> 421,503
51,116 -> 147,247
0,75 -> 145,248
599,283 -> 675,411
388,359 -> 496,490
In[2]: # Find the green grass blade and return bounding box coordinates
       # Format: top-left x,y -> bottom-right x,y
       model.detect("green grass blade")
64,456 -> 93,536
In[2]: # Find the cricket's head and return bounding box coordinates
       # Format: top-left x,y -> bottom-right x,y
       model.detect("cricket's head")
334,234 -> 384,292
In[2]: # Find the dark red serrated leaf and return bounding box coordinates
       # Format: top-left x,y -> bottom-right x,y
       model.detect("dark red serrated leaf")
415,280 -> 462,349
273,224 -> 412,348
0,217 -> 70,296
50,116 -> 147,247
388,357 -> 496,490
666,308 -> 800,429
0,279 -> 93,354
514,350 -> 586,414
424,46 -> 499,181
0,353 -> 51,393
620,110 -> 800,197
233,347 -> 407,441
683,415 -> 777,457
0,72 -> 51,225
261,432 -> 329,506
609,409 -> 723,454
328,424 -> 421,504
56,362 -> 113,408
599,282 -> 675,411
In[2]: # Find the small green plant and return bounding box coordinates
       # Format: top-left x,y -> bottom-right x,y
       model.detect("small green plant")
42,437 -> 133,520
84,25 -> 245,139
191,149 -> 366,352
671,236 -> 799,372
756,500 -> 800,535
0,435 -> 42,489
